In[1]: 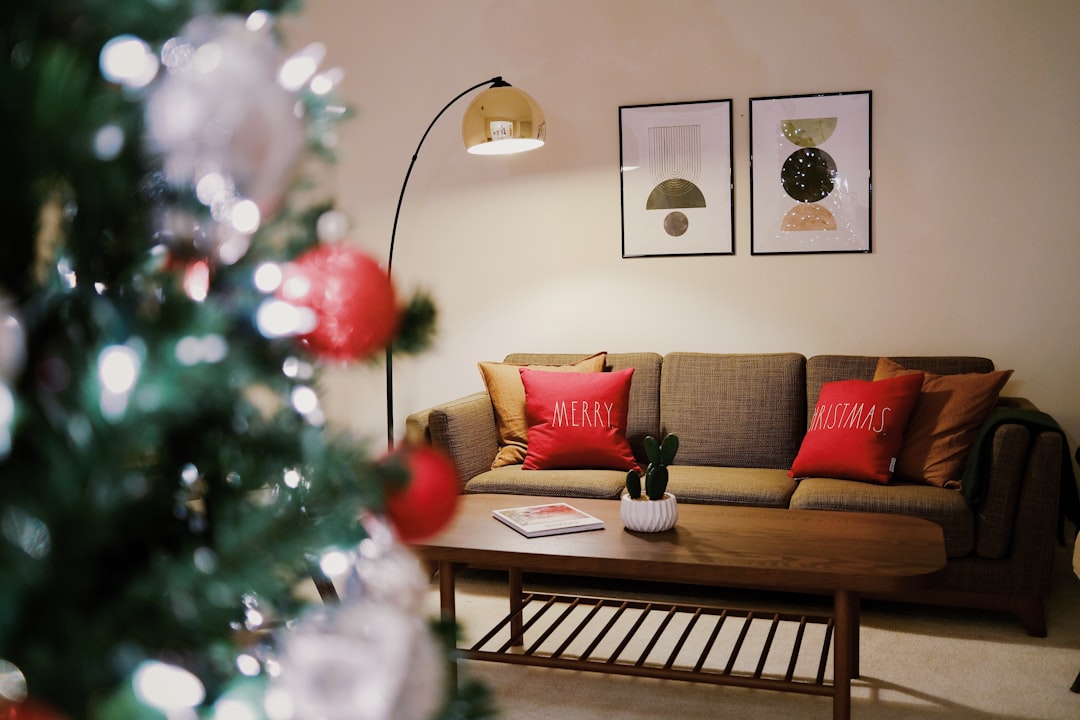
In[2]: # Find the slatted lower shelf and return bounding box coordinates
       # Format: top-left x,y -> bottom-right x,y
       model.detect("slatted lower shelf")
460,592 -> 837,696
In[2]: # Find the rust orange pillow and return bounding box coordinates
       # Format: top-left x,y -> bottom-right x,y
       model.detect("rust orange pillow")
789,372 -> 925,484
519,367 -> 637,471
873,357 -> 1013,488
478,353 -> 606,468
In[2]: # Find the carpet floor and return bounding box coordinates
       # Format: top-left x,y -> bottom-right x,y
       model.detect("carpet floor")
422,540 -> 1080,719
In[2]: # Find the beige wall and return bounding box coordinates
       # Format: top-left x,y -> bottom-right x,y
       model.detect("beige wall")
285,0 -> 1080,463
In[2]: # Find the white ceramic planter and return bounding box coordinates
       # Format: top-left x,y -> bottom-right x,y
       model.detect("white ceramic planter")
620,491 -> 678,532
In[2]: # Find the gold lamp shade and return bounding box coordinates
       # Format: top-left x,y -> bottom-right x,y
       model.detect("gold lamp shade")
462,83 -> 546,155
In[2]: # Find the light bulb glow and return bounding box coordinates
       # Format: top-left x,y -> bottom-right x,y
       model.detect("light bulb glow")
195,172 -> 231,206
282,468 -> 302,489
100,35 -> 159,89
290,385 -> 319,415
98,345 -> 140,394
278,43 -> 325,91
319,549 -> 349,577
255,299 -> 317,338
467,137 -> 545,155
93,124 -> 125,160
235,654 -> 261,677
309,68 -> 344,96
230,199 -> 261,234
253,263 -> 283,293
133,660 -> 205,710
245,10 -> 272,32
184,260 -> 211,302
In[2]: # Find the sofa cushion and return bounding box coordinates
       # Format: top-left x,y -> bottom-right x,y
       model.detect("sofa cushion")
666,466 -> 797,508
506,352 -> 663,464
789,373 -> 924,484
464,466 -> 627,500
520,367 -> 637,471
789,477 -> 975,557
660,352 -> 806,469
479,352 -> 606,468
873,357 -> 1013,489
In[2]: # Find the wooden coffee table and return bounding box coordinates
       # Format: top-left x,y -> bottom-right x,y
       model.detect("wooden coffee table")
416,493 -> 946,720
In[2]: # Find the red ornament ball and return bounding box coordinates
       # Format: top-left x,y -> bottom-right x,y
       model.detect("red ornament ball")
385,445 -> 461,543
283,244 -> 399,362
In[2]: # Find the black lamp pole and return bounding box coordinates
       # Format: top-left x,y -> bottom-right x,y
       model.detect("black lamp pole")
384,76 -> 508,449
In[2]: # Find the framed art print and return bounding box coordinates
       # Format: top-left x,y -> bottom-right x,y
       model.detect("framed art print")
749,91 -> 871,255
619,99 -> 733,258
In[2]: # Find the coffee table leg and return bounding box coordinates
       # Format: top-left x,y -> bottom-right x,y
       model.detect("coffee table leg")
833,589 -> 857,720
851,595 -> 861,678
438,560 -> 457,622
508,567 -> 524,647
438,561 -> 460,688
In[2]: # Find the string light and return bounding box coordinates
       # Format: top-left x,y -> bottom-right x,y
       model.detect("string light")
99,35 -> 159,89
132,660 -> 205,711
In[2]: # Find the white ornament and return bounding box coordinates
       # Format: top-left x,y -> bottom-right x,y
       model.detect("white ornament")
336,515 -> 429,612
146,14 -> 305,226
276,600 -> 440,720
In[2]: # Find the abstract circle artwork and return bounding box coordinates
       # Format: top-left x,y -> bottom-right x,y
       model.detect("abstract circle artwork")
749,91 -> 872,254
619,99 -> 734,257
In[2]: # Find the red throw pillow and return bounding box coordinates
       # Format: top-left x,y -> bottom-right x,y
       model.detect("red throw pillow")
520,367 -> 637,471
789,372 -> 925,484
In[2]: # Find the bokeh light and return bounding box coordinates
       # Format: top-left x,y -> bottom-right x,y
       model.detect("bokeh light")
255,299 -> 316,339
277,43 -> 325,91
133,660 -> 205,710
230,199 -> 261,234
319,549 -> 349,578
253,262 -> 283,293
99,35 -> 159,89
98,345 -> 140,394
93,124 -> 125,160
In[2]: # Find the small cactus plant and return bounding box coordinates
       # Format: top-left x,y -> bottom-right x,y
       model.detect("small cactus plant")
625,432 -> 679,500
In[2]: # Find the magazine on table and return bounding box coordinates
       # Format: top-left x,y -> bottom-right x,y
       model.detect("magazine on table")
492,502 -> 606,538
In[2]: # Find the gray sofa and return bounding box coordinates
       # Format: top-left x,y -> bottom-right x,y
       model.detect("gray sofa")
406,352 -> 1066,636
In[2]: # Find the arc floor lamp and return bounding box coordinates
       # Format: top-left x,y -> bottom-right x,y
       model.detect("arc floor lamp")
385,76 -> 547,448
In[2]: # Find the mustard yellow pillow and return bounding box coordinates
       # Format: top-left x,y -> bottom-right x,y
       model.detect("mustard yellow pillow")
873,357 -> 1012,488
479,353 -> 606,468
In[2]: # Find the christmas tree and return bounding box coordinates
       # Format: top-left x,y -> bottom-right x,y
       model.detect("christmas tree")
0,1 -> 486,718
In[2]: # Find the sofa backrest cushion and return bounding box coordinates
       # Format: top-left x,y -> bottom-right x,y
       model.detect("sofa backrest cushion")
660,352 -> 807,469
504,353 -> 662,463
805,355 -> 995,420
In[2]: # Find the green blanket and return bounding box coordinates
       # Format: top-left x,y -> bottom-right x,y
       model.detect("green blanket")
960,407 -> 1079,542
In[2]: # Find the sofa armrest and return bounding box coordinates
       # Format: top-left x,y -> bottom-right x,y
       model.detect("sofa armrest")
974,422 -> 1032,557
972,397 -> 1063,576
1011,428 -> 1064,563
404,392 -> 498,486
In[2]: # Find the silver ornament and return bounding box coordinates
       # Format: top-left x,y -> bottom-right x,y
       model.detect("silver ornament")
146,14 -> 306,243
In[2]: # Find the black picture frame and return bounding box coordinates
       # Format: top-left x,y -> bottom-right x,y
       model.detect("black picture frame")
749,91 -> 872,255
619,99 -> 734,258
